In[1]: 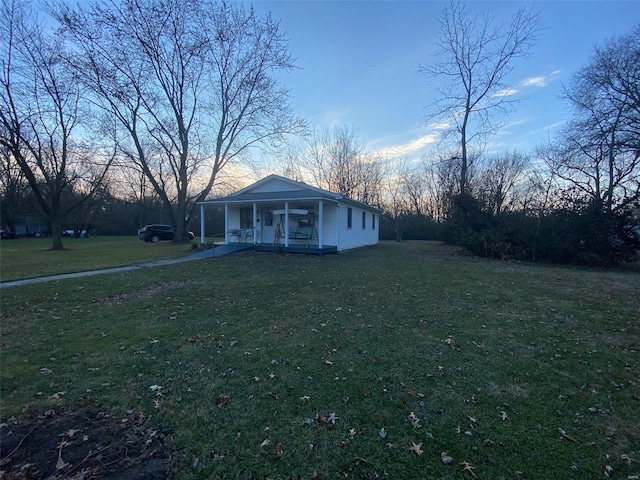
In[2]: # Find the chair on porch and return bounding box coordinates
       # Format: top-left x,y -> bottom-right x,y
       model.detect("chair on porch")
229,229 -> 242,242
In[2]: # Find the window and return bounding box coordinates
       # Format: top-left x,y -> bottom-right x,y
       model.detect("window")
240,208 -> 253,229
347,207 -> 352,229
362,211 -> 366,229
372,213 -> 376,230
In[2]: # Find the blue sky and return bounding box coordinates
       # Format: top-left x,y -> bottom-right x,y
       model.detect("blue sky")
251,1 -> 640,160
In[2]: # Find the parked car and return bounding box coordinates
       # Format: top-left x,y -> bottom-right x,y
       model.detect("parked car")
138,225 -> 195,242
138,224 -> 175,243
62,229 -> 88,238
0,228 -> 17,239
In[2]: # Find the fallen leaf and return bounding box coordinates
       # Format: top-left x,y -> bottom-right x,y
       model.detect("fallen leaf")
211,451 -> 225,462
409,442 -> 423,456
408,412 -> 421,429
327,412 -> 338,425
559,428 -> 577,442
441,451 -> 453,465
275,443 -> 283,459
216,392 -> 229,408
407,387 -> 416,397
460,461 -> 477,477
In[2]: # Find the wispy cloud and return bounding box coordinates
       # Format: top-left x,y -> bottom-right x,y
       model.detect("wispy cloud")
519,120 -> 566,140
374,133 -> 438,158
428,121 -> 451,130
521,76 -> 547,88
495,88 -> 519,97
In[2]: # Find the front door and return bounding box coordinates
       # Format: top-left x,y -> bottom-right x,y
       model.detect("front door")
263,210 -> 278,244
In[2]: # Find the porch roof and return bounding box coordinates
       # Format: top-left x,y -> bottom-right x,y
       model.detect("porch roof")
197,174 -> 382,213
198,189 -> 339,205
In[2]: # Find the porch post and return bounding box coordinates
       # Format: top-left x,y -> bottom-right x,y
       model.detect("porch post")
284,201 -> 289,248
252,203 -> 257,244
200,204 -> 205,245
224,204 -> 229,244
318,201 -> 323,248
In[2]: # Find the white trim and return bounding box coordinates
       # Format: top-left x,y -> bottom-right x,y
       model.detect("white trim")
318,200 -> 323,248
224,204 -> 229,244
284,202 -> 289,247
253,203 -> 257,244
272,208 -> 308,215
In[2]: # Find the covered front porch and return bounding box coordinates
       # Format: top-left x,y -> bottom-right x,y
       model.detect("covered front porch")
198,197 -> 339,252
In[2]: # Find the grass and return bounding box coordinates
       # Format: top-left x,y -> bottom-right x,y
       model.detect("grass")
1,241 -> 639,479
0,236 -> 196,282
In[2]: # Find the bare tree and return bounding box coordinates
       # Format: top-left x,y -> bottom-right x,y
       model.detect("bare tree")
381,160 -> 410,241
475,150 -> 529,215
552,25 -> 640,213
422,157 -> 457,222
55,0 -> 304,241
0,0 -> 112,249
419,1 -> 541,196
291,125 -> 383,205
0,141 -> 29,234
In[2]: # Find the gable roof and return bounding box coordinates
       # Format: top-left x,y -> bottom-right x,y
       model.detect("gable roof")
199,174 -> 381,212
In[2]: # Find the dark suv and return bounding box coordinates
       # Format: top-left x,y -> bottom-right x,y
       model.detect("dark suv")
138,224 -> 175,243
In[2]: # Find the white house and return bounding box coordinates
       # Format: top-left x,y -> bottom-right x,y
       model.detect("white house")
197,175 -> 380,254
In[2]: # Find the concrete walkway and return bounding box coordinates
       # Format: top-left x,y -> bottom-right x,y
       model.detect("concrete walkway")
0,244 -> 253,289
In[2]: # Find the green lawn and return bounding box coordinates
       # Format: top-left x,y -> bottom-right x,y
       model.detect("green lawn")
1,241 -> 638,479
0,236 -> 196,282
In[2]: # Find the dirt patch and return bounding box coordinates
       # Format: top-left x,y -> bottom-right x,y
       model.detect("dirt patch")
0,407 -> 167,479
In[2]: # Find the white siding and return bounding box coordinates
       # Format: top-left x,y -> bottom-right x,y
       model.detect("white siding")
321,203 -> 339,246
337,203 -> 379,251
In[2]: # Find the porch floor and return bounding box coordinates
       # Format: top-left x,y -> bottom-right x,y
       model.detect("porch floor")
255,244 -> 337,255
204,242 -> 337,257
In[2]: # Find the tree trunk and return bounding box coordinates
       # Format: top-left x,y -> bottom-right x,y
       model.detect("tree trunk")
51,217 -> 64,250
174,202 -> 187,242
